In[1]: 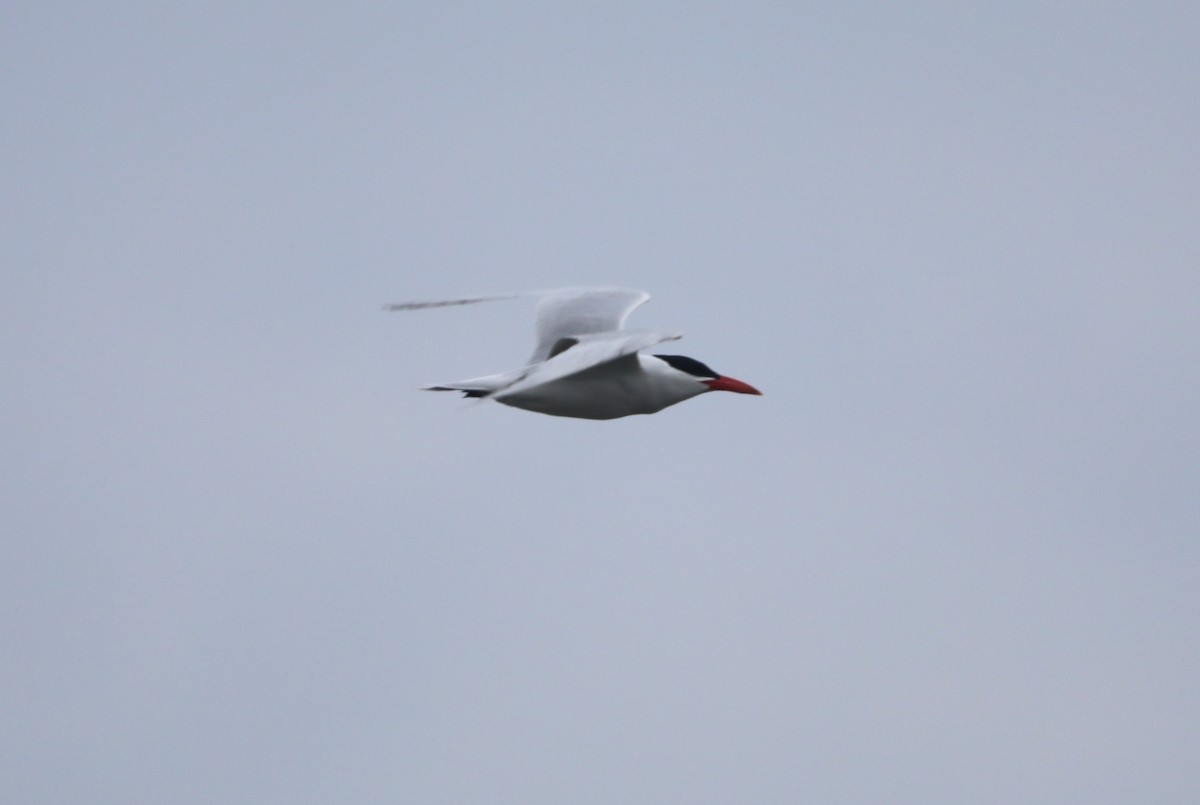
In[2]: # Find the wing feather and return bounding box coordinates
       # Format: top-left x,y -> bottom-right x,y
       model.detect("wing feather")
386,285 -> 653,364
495,330 -> 680,401
384,292 -> 526,312
530,287 -> 650,362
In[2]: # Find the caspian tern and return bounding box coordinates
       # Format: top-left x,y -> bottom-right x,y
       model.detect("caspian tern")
386,286 -> 761,420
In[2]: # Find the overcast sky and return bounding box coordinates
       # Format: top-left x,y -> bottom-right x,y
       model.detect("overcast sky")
3,3 -> 1198,803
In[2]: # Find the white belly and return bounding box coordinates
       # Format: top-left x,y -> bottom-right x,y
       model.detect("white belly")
497,375 -> 677,420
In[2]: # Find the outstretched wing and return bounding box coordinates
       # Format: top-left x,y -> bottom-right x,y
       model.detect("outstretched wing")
495,329 -> 680,401
384,292 -> 526,312
385,285 -> 652,364
530,287 -> 650,363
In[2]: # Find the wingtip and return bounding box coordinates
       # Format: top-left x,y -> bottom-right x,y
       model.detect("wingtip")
383,292 -> 532,313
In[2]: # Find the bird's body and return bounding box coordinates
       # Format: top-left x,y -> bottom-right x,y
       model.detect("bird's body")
387,286 -> 760,420
496,352 -> 707,420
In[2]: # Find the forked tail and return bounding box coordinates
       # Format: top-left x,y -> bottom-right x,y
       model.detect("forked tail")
423,384 -> 492,399
420,367 -> 527,399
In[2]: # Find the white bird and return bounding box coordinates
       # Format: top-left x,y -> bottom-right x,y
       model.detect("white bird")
386,286 -> 761,420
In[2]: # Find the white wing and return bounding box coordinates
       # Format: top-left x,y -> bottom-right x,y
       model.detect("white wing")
385,285 -> 652,363
529,287 -> 650,363
384,292 -> 526,312
494,329 -> 680,401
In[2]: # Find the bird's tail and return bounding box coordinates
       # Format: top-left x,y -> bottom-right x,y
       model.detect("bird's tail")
420,367 -> 526,399
422,384 -> 492,399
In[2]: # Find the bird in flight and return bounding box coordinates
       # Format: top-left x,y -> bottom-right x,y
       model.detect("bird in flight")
387,286 -> 761,420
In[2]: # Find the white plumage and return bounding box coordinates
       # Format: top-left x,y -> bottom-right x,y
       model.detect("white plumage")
387,286 -> 760,420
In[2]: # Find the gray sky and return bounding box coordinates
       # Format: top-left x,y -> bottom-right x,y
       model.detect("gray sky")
3,3 -> 1198,803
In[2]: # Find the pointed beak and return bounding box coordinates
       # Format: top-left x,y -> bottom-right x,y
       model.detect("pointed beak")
704,375 -> 762,395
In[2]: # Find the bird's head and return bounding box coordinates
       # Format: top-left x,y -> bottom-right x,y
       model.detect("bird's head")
652,354 -> 762,396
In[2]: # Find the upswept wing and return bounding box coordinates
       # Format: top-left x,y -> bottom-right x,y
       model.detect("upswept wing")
495,329 -> 680,401
529,287 -> 650,363
385,286 -> 651,364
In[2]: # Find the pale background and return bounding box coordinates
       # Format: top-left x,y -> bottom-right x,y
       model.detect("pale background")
3,3 -> 1198,803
